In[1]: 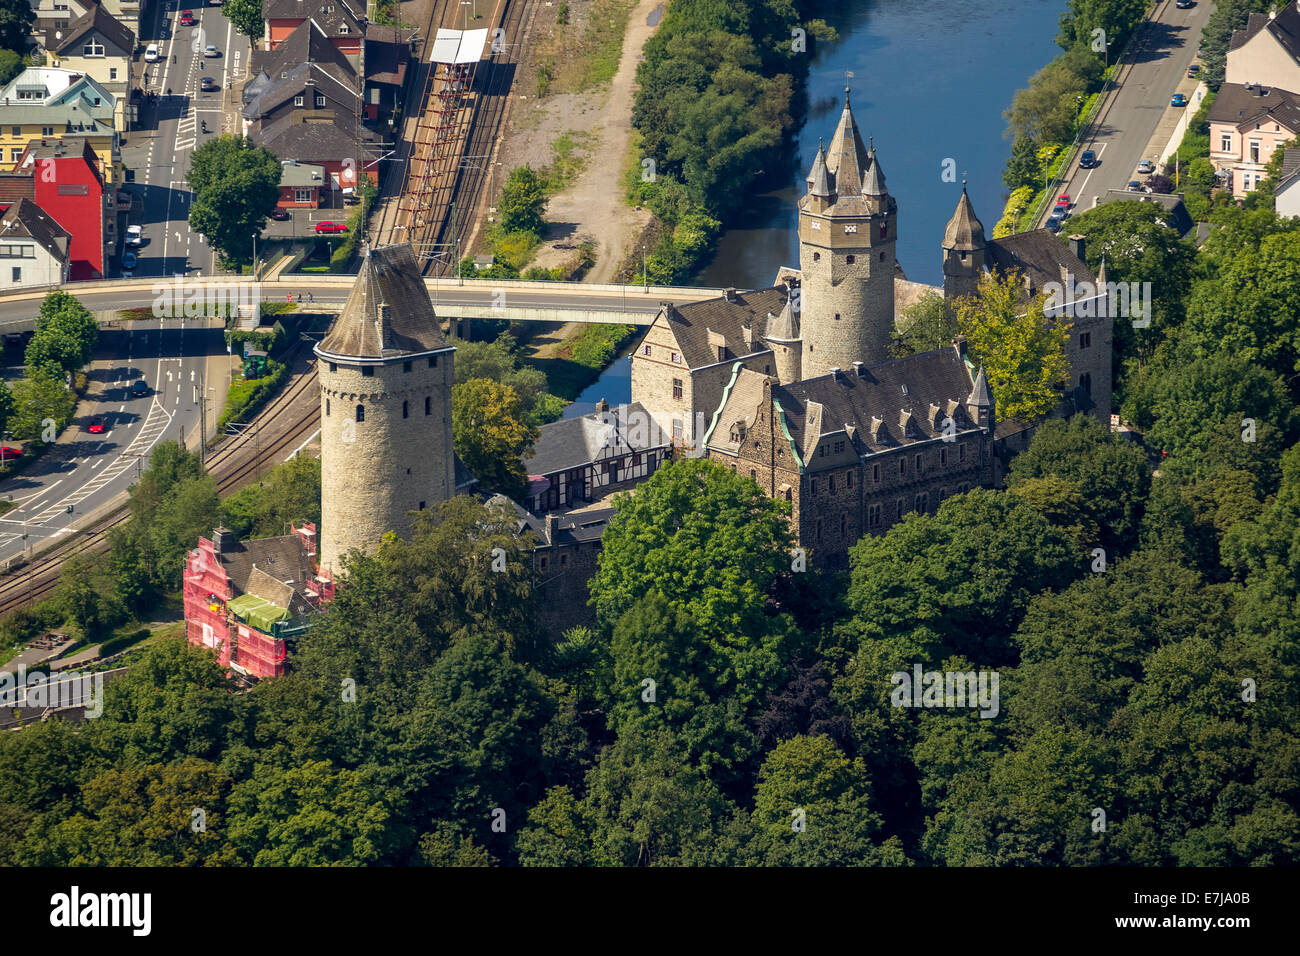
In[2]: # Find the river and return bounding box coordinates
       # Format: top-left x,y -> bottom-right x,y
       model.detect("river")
566,0 -> 1068,416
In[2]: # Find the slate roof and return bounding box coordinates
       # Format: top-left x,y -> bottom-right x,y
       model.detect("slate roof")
1207,83 -> 1300,133
318,243 -> 452,360
46,5 -> 134,55
986,228 -> 1096,294
944,185 -> 986,250
523,401 -> 668,477
767,347 -> 982,468
1229,6 -> 1300,61
255,107 -> 374,162
242,61 -> 358,120
0,102 -> 113,134
0,198 -> 70,260
252,16 -> 357,92
825,89 -> 870,196
659,286 -> 790,369
0,173 -> 35,205
216,532 -> 314,605
263,0 -> 363,36
1278,147 -> 1300,192
365,25 -> 411,86
244,565 -> 313,616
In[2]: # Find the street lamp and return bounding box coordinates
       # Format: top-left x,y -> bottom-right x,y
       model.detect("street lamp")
641,244 -> 647,292
251,232 -> 258,278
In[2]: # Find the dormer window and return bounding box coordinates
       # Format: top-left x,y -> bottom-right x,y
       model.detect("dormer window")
340,24 -> 350,33
295,95 -> 304,106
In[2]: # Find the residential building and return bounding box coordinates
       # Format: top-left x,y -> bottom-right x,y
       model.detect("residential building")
0,197 -> 70,288
704,343 -> 996,570
0,68 -> 120,182
1277,147 -> 1300,216
1227,2 -> 1300,93
182,524 -> 335,679
263,0 -> 363,60
1208,82 -> 1300,198
1095,188 -> 1195,235
277,159 -> 326,208
363,24 -> 411,126
15,137 -> 111,279
521,399 -> 670,514
37,3 -> 135,114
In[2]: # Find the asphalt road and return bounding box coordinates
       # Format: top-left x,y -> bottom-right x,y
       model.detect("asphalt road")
1052,0 -> 1214,222
0,318 -> 222,565
118,0 -> 252,278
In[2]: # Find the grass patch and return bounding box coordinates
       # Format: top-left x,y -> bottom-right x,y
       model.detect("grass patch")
576,0 -> 636,90
217,358 -> 288,433
543,130 -> 597,193
536,0 -> 637,96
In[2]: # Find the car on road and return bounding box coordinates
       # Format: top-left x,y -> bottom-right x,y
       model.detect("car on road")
87,416 -> 106,434
204,44 -> 220,57
1171,93 -> 1188,107
1175,0 -> 1194,7
179,10 -> 196,25
0,446 -> 23,461
144,43 -> 159,62
271,208 -> 291,221
122,251 -> 138,270
1126,180 -> 1143,191
314,221 -> 347,234
1045,216 -> 1063,233
1079,149 -> 1097,168
132,379 -> 149,397
1137,160 -> 1155,175
3,332 -> 24,348
200,76 -> 218,91
1187,64 -> 1201,78
126,224 -> 143,246
1057,193 -> 1070,207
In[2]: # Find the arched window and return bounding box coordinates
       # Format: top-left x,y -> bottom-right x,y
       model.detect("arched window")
813,252 -> 821,261
325,398 -> 330,416
1080,372 -> 1092,396
356,404 -> 365,422
402,400 -> 409,419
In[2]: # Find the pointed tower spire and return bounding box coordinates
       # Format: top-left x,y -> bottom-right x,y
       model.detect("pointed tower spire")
806,138 -> 832,197
862,138 -> 887,196
943,182 -> 985,252
968,365 -> 992,407
825,87 -> 870,195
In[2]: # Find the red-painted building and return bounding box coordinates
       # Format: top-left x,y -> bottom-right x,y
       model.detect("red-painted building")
182,523 -> 334,679
264,0 -> 363,58
15,138 -> 109,280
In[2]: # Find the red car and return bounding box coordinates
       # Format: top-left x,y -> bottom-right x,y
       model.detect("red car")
0,446 -> 22,461
314,221 -> 348,234
87,415 -> 106,434
1057,193 -> 1071,207
179,10 -> 196,25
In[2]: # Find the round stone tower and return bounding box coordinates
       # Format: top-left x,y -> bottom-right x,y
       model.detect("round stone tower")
315,243 -> 457,573
942,181 -> 987,302
765,282 -> 802,385
798,90 -> 897,377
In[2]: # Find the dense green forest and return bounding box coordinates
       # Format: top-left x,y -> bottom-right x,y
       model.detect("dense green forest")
3,177 -> 1299,865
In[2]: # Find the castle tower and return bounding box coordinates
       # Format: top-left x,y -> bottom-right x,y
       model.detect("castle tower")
798,90 -> 897,377
765,283 -> 802,384
965,364 -> 994,432
942,180 -> 987,301
315,244 -> 456,573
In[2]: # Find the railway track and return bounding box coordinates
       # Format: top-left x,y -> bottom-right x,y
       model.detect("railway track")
0,361 -> 324,617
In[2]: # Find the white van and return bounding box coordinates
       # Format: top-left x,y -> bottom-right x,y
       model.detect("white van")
144,43 -> 159,62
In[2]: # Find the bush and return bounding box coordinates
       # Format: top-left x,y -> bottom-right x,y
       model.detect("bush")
568,324 -> 635,369
99,628 -> 151,657
217,359 -> 288,433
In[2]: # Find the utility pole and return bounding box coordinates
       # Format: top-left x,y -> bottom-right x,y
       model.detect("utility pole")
452,200 -> 461,285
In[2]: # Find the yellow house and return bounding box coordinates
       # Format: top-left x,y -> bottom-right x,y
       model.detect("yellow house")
37,4 -> 135,132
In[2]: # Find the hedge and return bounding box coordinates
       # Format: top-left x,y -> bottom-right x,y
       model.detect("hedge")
217,358 -> 288,433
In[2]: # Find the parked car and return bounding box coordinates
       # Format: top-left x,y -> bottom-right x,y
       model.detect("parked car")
271,208 -> 291,221
132,379 -> 149,397
1126,180 -> 1142,191
1045,217 -> 1063,233
126,224 -> 143,246
1079,149 -> 1097,168
200,76 -> 217,92
87,416 -> 106,434
144,43 -> 159,62
0,446 -> 23,461
1187,64 -> 1201,78
1171,93 -> 1188,107
204,44 -> 220,57
1137,160 -> 1155,175
122,251 -> 138,270
314,221 -> 347,234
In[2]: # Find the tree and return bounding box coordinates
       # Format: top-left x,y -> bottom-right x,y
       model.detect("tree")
221,0 -> 264,39
0,0 -> 34,53
450,378 -> 538,499
226,760 -> 408,865
453,333 -> 563,424
1006,414 -> 1151,553
1199,0 -> 1271,91
497,165 -> 547,235
0,49 -> 21,87
416,824 -> 496,866
8,366 -> 75,442
25,290 -> 98,375
220,455 -> 320,538
516,786 -> 595,866
890,292 -> 955,357
187,136 -> 281,265
950,269 -> 1071,423
1003,51 -> 1099,145
0,378 -> 14,440
52,552 -> 123,639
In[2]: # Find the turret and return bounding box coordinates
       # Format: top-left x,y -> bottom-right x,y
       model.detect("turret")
942,180 -> 986,302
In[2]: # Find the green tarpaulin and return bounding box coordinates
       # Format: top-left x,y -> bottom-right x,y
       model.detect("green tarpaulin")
227,593 -> 290,633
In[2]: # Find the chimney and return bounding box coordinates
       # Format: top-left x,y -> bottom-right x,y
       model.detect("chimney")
213,527 -> 236,553
596,397 -> 608,413
724,287 -> 737,303
543,513 -> 559,545
852,360 -> 865,377
952,334 -> 968,356
1068,234 -> 1086,263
